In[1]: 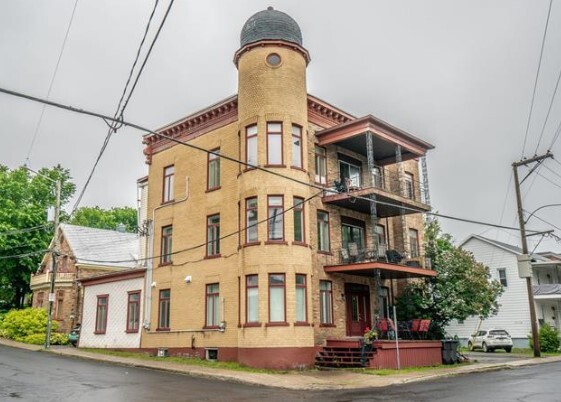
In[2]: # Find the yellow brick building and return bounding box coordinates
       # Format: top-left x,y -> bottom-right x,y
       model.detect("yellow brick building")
139,7 -> 435,369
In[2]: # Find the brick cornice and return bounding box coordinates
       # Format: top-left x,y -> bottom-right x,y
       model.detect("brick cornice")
143,96 -> 238,164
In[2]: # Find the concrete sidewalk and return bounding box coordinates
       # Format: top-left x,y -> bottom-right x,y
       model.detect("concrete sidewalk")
1,337 -> 560,390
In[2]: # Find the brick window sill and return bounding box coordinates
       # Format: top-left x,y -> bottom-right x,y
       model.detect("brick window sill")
242,322 -> 262,328
265,322 -> 290,327
294,322 -> 311,327
319,323 -> 336,328
265,241 -> 288,245
205,186 -> 221,193
204,254 -> 221,260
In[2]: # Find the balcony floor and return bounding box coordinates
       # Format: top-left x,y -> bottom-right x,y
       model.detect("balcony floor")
322,186 -> 430,217
324,260 -> 436,280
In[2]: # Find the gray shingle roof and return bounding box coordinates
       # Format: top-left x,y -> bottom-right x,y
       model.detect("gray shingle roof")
465,235 -> 549,262
61,224 -> 139,269
240,7 -> 303,47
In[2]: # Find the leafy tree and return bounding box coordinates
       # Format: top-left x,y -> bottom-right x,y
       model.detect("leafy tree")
0,165 -> 75,309
396,219 -> 503,338
70,206 -> 138,232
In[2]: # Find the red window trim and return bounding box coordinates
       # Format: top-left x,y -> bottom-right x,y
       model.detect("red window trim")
314,146 -> 328,186
245,274 -> 259,325
162,164 -> 175,204
317,209 -> 331,253
94,294 -> 109,334
245,196 -> 258,244
319,280 -> 334,325
157,289 -> 170,331
245,124 -> 258,169
266,121 -> 284,166
291,124 -> 303,169
126,290 -> 141,333
268,273 -> 286,323
293,196 -> 305,244
295,274 -> 308,324
160,225 -> 173,265
207,148 -> 220,191
267,195 -> 284,242
55,290 -> 64,320
206,213 -> 220,257
205,283 -> 220,328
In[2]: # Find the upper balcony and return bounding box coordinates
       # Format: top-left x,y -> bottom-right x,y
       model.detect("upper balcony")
321,245 -> 436,280
30,272 -> 75,290
316,115 -> 434,217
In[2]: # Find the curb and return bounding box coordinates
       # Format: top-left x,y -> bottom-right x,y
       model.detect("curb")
2,338 -> 561,390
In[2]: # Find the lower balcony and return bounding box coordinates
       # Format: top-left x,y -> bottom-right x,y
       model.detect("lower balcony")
30,272 -> 75,290
322,246 -> 435,280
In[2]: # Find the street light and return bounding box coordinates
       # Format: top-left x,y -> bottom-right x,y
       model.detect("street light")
24,166 -> 61,349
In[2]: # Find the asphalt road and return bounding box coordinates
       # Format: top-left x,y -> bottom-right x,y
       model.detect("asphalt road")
1,344 -> 560,401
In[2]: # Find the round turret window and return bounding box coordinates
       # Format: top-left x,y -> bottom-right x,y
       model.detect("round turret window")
266,53 -> 282,67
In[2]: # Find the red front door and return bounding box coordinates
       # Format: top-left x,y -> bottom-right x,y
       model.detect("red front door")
345,283 -> 371,337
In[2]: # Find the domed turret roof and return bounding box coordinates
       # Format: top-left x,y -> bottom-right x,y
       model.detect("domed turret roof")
240,7 -> 302,47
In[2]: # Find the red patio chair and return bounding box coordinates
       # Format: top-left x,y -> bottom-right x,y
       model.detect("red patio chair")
376,318 -> 396,339
410,319 -> 421,339
418,319 -> 431,339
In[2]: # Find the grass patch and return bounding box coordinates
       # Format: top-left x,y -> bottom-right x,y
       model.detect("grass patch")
79,348 -> 288,374
350,362 -> 472,376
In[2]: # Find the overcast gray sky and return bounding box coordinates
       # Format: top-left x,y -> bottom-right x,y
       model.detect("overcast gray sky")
1,0 -> 560,252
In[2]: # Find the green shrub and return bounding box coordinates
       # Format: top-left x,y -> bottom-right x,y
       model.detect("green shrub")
528,325 -> 561,352
22,332 -> 69,345
0,308 -> 58,342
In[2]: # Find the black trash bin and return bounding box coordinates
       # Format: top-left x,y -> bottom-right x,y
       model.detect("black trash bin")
441,340 -> 460,364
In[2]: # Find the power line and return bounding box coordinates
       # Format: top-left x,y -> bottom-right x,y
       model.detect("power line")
70,0 -> 175,217
0,224 -> 52,237
0,250 -> 50,261
534,56 -> 561,154
0,86 -> 549,245
532,213 -> 561,232
549,118 -> 561,150
77,190 -> 325,265
25,0 -> 80,165
534,168 -> 561,191
521,0 -> 554,158
542,163 -> 561,181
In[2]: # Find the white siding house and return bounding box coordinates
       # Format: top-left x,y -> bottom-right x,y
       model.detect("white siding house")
79,269 -> 145,349
446,235 -> 561,348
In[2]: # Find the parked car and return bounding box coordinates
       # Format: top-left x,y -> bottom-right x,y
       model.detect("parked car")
468,329 -> 513,353
68,325 -> 80,347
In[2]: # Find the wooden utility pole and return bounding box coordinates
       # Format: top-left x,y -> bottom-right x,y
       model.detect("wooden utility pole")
512,151 -> 553,358
45,180 -> 61,349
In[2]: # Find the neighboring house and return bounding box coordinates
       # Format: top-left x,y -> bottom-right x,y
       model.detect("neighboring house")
138,7 -> 436,369
30,224 -> 140,333
79,269 -> 145,348
446,235 -> 561,348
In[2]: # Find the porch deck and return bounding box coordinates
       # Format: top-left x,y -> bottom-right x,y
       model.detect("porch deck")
316,338 -> 442,369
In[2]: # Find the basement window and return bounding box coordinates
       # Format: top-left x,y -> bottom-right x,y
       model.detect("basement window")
205,348 -> 218,361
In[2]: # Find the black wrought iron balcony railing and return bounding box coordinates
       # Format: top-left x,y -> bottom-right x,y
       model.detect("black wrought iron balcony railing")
332,166 -> 429,205
321,243 -> 432,269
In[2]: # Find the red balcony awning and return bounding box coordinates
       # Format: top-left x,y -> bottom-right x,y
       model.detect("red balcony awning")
324,261 -> 437,280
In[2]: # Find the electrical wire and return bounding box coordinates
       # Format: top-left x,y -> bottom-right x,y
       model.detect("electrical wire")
534,58 -> 561,155
0,250 -> 51,260
0,85 -> 552,239
24,0 -> 80,165
521,0 -> 554,158
531,213 -> 561,232
76,190 -> 325,265
0,224 -> 52,236
70,0 -> 175,217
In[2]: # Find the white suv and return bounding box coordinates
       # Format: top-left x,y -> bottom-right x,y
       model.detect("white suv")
468,329 -> 513,353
